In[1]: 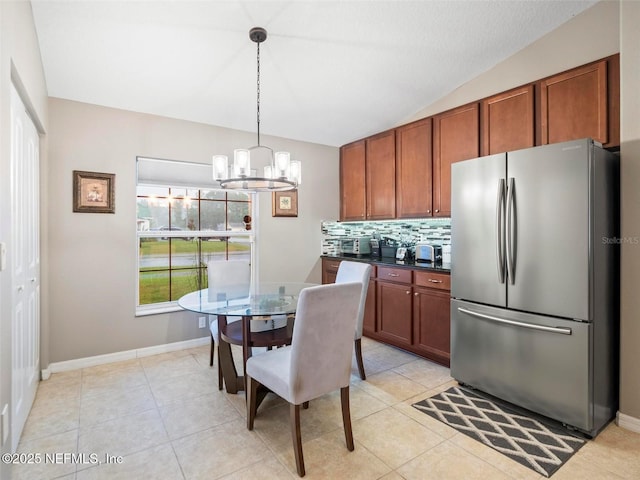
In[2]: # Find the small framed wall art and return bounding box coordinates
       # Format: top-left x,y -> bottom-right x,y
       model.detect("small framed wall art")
272,190 -> 298,217
73,170 -> 116,213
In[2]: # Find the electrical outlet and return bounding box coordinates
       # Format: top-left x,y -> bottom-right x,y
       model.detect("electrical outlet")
198,316 -> 206,329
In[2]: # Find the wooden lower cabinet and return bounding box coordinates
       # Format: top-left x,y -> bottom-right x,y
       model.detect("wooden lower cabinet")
376,280 -> 413,347
362,279 -> 377,335
321,257 -> 451,367
321,258 -> 341,284
413,286 -> 451,366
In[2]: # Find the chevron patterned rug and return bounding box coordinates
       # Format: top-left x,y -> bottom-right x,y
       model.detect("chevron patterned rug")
413,386 -> 587,477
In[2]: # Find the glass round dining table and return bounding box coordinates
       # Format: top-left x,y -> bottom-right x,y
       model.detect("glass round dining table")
178,282 -> 316,394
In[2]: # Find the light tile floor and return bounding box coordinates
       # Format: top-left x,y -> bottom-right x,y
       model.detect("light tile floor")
12,337 -> 640,479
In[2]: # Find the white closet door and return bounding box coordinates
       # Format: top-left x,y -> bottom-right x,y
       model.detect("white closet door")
10,84 -> 40,451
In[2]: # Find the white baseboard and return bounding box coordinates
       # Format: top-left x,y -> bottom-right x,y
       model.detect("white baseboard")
41,336 -> 210,378
616,411 -> 640,434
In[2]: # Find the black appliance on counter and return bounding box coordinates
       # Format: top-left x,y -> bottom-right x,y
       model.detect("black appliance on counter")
369,238 -> 381,258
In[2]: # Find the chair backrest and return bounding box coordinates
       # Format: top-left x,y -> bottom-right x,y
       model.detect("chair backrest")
207,259 -> 250,301
289,282 -> 361,403
335,261 -> 372,338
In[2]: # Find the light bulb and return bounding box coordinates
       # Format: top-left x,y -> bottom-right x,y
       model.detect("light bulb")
212,155 -> 228,181
234,149 -> 250,177
275,151 -> 290,178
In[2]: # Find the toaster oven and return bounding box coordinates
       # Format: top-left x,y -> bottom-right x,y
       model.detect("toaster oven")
415,243 -> 442,263
340,237 -> 372,255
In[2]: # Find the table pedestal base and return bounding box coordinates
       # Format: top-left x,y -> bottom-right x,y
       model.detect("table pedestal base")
217,315 -> 294,403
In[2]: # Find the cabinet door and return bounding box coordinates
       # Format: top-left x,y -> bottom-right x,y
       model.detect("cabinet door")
413,287 -> 451,365
482,85 -> 534,156
377,281 -> 412,346
340,140 -> 366,221
540,60 -> 608,145
362,279 -> 377,335
396,118 -> 433,218
366,130 -> 396,219
433,103 -> 479,217
321,258 -> 341,284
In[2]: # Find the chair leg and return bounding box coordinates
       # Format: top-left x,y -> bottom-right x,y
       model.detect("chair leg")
340,386 -> 355,451
290,403 -> 305,477
247,376 -> 259,430
209,334 -> 214,367
354,338 -> 366,380
217,350 -> 223,391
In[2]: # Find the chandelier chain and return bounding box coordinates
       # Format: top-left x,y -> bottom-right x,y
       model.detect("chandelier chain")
256,40 -> 261,146
215,27 -> 298,192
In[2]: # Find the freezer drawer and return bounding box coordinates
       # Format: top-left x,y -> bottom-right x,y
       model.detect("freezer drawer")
451,299 -> 593,433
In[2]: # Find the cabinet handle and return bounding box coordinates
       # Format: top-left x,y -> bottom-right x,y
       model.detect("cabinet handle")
17,285 -> 24,292
428,279 -> 443,283
427,209 -> 431,213
387,273 -> 399,277
414,292 -> 418,296
435,209 -> 439,213
406,291 -> 411,295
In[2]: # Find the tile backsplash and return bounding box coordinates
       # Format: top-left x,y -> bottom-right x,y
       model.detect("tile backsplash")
321,218 -> 451,256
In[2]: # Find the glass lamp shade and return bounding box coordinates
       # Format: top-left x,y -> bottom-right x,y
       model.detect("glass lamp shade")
290,160 -> 302,185
212,155 -> 229,181
233,149 -> 250,177
274,151 -> 291,178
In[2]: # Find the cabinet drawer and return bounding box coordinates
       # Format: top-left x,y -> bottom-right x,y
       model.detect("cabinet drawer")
324,260 -> 342,274
414,271 -> 451,291
377,266 -> 412,284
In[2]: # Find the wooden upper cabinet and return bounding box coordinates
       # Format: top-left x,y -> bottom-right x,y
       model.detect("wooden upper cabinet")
366,130 -> 396,219
540,59 -> 609,146
396,118 -> 433,218
340,140 -> 366,221
482,85 -> 534,156
339,55 -> 619,221
432,103 -> 479,217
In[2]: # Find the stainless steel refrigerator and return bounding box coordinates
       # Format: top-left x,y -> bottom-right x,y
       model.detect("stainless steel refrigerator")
450,138 -> 619,437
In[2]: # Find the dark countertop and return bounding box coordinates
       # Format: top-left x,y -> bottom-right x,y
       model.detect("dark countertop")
321,254 -> 451,274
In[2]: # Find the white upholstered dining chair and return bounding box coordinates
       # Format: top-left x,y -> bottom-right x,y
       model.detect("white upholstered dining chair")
208,259 -> 251,389
245,282 -> 362,477
335,260 -> 372,380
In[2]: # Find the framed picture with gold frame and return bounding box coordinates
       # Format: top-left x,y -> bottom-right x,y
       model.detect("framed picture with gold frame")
272,190 -> 298,217
73,170 -> 115,213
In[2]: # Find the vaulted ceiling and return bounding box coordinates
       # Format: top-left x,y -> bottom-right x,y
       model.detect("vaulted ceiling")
31,0 -> 597,147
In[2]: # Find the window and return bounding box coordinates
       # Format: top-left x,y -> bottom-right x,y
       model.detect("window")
136,158 -> 254,314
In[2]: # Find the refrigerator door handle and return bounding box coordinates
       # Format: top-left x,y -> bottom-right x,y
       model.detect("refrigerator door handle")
496,179 -> 506,283
458,307 -> 572,335
506,177 -> 516,285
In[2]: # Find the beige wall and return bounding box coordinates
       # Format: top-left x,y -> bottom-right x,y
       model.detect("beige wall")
405,1 -> 619,121
0,0 -> 49,472
619,0 -> 640,422
46,99 -> 339,364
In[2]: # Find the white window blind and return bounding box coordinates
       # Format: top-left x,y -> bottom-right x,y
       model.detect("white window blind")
136,156 -> 219,189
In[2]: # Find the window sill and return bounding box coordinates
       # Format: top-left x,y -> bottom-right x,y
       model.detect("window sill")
136,303 -> 182,317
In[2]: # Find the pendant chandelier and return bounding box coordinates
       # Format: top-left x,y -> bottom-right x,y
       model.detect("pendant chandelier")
213,27 -> 301,192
